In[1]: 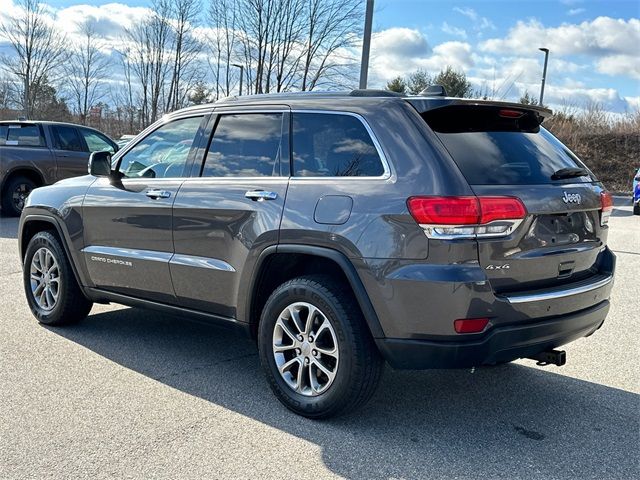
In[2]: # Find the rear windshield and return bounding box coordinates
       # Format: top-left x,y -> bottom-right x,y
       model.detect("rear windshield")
422,105 -> 593,185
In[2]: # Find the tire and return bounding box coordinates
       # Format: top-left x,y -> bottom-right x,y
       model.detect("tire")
2,175 -> 36,216
633,203 -> 640,215
258,275 -> 384,419
23,231 -> 93,326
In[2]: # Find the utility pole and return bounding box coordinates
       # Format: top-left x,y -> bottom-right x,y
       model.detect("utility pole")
359,0 -> 374,89
232,64 -> 244,96
539,47 -> 549,106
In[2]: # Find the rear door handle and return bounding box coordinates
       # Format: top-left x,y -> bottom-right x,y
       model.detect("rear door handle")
245,190 -> 278,201
146,189 -> 171,199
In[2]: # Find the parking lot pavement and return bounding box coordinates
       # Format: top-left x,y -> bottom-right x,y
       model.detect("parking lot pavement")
1,204 -> 638,480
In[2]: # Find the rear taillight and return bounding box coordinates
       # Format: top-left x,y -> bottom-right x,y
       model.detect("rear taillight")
600,191 -> 613,226
407,196 -> 527,239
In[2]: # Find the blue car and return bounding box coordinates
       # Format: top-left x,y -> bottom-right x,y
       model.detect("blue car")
634,168 -> 640,215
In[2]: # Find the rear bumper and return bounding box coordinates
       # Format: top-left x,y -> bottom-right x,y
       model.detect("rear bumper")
376,299 -> 609,369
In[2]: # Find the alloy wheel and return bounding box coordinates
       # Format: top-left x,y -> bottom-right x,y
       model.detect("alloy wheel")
29,247 -> 60,311
272,301 -> 339,396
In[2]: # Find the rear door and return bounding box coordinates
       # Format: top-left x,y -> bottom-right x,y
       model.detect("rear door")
420,104 -> 609,293
82,114 -> 206,303
171,108 -> 289,318
49,125 -> 90,180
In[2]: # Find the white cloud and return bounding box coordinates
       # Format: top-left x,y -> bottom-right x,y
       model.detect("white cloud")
441,22 -> 467,39
480,17 -> 640,81
453,6 -> 496,30
567,8 -> 586,16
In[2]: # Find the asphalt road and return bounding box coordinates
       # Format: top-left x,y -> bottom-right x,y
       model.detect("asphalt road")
1,199 -> 638,479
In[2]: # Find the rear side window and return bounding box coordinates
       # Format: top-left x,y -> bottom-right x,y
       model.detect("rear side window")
51,126 -> 85,152
422,106 -> 592,185
0,125 -> 7,145
202,113 -> 283,177
292,113 -> 384,177
6,124 -> 45,147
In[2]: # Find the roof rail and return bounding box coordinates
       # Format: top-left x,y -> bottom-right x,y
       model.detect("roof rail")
349,89 -> 404,97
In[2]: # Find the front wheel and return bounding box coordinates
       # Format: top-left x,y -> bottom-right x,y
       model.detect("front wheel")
258,275 -> 384,419
633,202 -> 640,215
23,231 -> 93,325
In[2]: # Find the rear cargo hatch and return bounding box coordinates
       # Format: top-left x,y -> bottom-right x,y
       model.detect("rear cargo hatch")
418,103 -> 610,293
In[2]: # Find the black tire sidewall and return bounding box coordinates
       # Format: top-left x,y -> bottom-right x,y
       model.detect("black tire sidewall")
3,176 -> 36,216
258,279 -> 358,417
23,232 -> 72,324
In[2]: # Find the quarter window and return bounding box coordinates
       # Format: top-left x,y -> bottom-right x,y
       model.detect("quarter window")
118,116 -> 203,179
5,124 -> 45,147
292,113 -> 384,177
51,126 -> 85,152
202,113 -> 283,177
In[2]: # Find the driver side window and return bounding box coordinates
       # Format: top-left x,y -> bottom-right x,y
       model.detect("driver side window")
118,116 -> 203,179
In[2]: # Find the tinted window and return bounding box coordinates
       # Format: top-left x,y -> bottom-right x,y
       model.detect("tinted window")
422,106 -> 592,185
202,113 -> 282,177
292,113 -> 384,177
80,128 -> 115,153
52,126 -> 85,152
118,116 -> 203,179
0,125 -> 7,145
6,125 -> 45,147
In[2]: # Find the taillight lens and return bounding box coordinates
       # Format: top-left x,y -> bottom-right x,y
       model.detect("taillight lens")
600,191 -> 613,226
407,196 -> 527,239
454,318 -> 490,334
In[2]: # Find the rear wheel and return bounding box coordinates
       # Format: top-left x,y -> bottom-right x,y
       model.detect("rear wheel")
633,202 -> 640,215
258,275 -> 384,418
23,231 -> 92,325
2,175 -> 36,216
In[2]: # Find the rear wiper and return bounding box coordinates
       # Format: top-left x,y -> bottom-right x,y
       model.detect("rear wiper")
551,167 -> 589,180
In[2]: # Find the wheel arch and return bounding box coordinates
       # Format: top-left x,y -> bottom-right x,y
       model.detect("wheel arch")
19,214 -> 86,290
243,244 -> 385,340
1,167 -> 45,193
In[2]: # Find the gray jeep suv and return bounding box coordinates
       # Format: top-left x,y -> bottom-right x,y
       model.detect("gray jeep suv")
18,90 -> 615,418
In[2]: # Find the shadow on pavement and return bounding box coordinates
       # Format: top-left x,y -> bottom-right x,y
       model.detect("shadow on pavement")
50,307 -> 639,479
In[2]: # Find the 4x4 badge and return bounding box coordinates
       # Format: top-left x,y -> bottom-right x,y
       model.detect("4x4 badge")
562,191 -> 581,204
485,264 -> 510,270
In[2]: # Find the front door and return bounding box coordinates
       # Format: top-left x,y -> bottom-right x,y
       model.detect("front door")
171,109 -> 290,318
81,115 -> 207,303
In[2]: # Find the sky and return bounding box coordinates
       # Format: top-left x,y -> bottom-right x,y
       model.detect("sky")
0,0 -> 639,113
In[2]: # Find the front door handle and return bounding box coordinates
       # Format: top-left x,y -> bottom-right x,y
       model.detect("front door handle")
245,190 -> 278,201
146,189 -> 171,199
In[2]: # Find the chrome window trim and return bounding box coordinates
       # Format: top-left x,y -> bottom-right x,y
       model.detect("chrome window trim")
501,274 -> 613,304
289,109 -> 393,181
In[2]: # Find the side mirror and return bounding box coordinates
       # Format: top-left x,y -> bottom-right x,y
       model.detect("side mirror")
88,151 -> 112,177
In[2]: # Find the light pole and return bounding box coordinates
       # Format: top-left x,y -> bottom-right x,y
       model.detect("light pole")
232,63 -> 244,96
359,0 -> 374,89
538,47 -> 549,106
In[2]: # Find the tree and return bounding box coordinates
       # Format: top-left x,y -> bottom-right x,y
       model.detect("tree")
165,0 -> 203,112
432,66 -> 473,98
386,76 -> 406,93
30,76 -> 72,121
519,90 -> 538,105
407,69 -> 431,95
65,19 -> 110,124
0,0 -> 67,117
188,81 -> 210,104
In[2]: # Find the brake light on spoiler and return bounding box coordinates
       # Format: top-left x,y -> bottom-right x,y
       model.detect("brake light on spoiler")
407,196 -> 527,239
